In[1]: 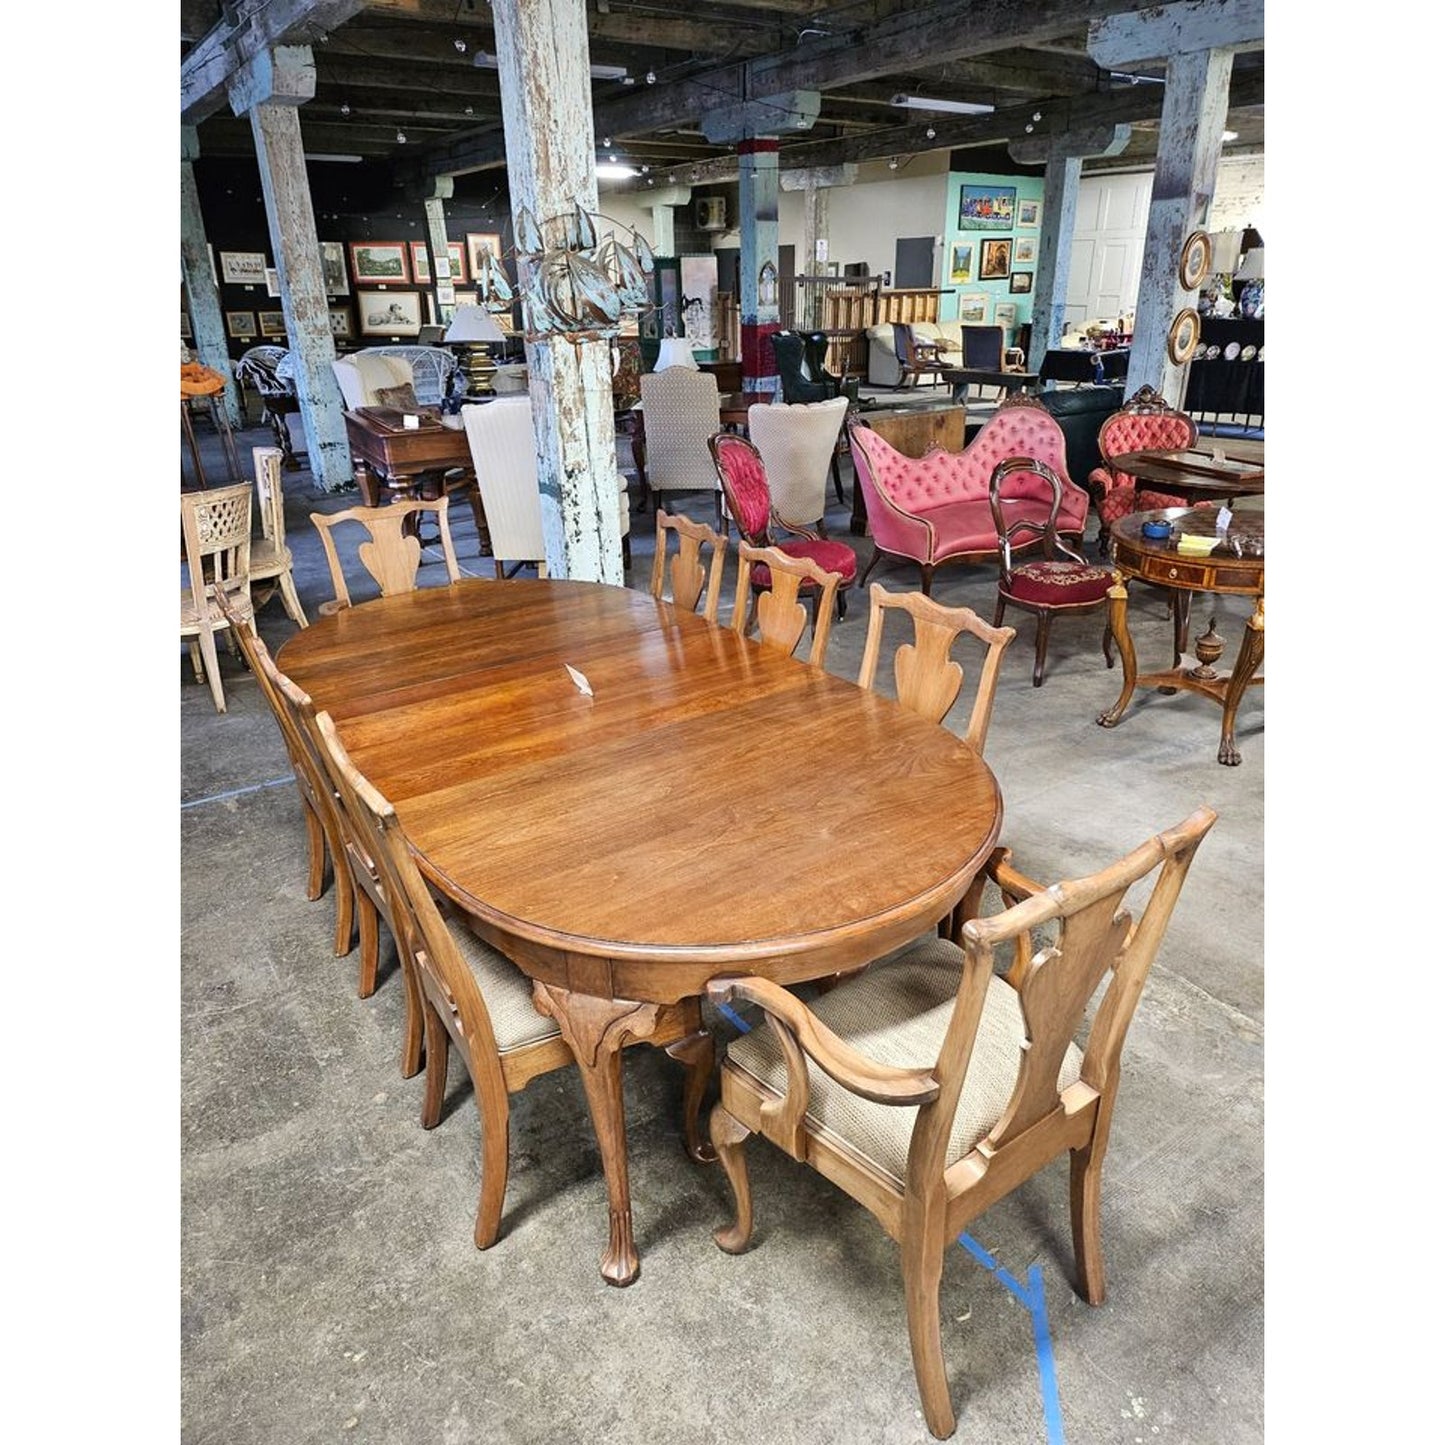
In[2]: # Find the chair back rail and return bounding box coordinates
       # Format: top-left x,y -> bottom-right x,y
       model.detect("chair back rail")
309,499 -> 460,611
650,510 -> 725,620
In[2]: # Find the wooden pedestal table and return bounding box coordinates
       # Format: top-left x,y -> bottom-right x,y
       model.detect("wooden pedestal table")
1097,507 -> 1264,765
278,580 -> 1002,1285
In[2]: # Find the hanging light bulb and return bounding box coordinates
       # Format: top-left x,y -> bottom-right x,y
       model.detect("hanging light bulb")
888,156 -> 899,169
602,135 -> 611,146
645,69 -> 656,84
464,104 -> 473,114
1024,124 -> 1034,133
339,102 -> 351,115
396,129 -> 408,144
1032,111 -> 1042,122
925,126 -> 936,139
454,38 -> 467,52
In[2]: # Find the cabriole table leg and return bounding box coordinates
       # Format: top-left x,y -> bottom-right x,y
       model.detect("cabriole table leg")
1097,575 -> 1137,728
1218,597 -> 1265,766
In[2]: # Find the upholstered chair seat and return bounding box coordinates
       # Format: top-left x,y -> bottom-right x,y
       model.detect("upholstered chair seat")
748,536 -> 857,589
1004,557 -> 1113,607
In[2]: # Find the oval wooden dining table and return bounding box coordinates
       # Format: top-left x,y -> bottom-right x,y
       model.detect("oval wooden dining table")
278,578 -> 1003,1285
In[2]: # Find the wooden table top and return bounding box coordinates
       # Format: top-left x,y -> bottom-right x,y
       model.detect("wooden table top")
277,579 -> 1002,1002
1111,448 -> 1264,496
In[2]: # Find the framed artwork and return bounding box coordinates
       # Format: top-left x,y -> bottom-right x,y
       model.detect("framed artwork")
264,267 -> 280,298
1167,306 -> 1201,364
349,241 -> 411,284
958,184 -> 1015,231
320,241 -> 350,295
1014,237 -> 1037,264
957,293 -> 988,323
1008,271 -> 1033,294
1017,199 -> 1041,228
180,311 -> 192,340
357,289 -> 423,336
993,301 -> 1018,331
225,310 -> 257,339
328,307 -> 353,338
411,242 -> 432,284
208,244 -> 218,284
220,251 -> 267,285
466,232 -> 503,276
1178,229 -> 1212,290
258,310 -> 287,337
948,242 -> 974,284
446,241 -> 468,283
979,238 -> 1013,280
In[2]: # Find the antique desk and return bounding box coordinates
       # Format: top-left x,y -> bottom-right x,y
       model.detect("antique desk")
279,580 -> 1003,1284
1097,506 -> 1264,765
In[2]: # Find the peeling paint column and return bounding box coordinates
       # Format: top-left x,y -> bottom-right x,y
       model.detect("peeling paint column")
422,175 -> 456,312
228,46 -> 351,490
181,125 -> 242,427
782,165 -> 856,331
491,0 -> 622,585
736,137 -> 782,394
647,186 -> 691,259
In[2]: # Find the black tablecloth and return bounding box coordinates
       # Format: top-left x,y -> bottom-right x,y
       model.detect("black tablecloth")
1039,347 -> 1130,384
1185,359 -> 1264,418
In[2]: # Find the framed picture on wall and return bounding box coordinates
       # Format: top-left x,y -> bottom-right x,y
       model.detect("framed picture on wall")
446,241 -> 468,284
411,243 -> 432,284
220,251 -> 267,285
948,242 -> 974,284
320,241 -> 350,295
979,238 -> 1012,280
357,289 -> 423,336
1015,237 -> 1037,265
957,293 -> 988,323
958,185 -> 1015,231
264,267 -> 281,297
258,310 -> 287,337
180,311 -> 192,340
225,310 -> 257,339
1017,199 -> 1041,228
349,241 -> 411,284
328,307 -> 353,338
465,232 -> 503,276
994,301 -> 1018,331
1008,271 -> 1034,294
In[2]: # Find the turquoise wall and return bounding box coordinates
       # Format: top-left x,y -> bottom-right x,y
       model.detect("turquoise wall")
940,169 -> 1045,342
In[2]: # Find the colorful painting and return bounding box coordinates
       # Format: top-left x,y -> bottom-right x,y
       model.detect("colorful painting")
1018,199 -> 1041,228
1015,237 -> 1037,265
349,242 -> 411,284
948,242 -> 974,284
980,238 -> 1013,280
957,293 -> 988,323
958,184 -> 1015,231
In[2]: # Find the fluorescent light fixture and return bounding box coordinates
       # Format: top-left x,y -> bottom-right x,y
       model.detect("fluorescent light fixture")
474,50 -> 628,81
304,153 -> 364,163
891,93 -> 994,116
595,162 -> 639,179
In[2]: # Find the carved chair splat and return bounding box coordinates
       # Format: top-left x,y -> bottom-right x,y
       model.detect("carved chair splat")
309,498 -> 461,615
649,510 -> 726,621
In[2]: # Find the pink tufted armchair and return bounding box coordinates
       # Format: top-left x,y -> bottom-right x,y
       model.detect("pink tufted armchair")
1088,386 -> 1200,553
847,394 -> 1091,596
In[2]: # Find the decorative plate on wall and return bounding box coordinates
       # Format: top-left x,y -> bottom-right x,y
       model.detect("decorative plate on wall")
1240,344 -> 1258,361
1167,307 -> 1201,364
1223,341 -> 1241,360
1178,230 -> 1212,291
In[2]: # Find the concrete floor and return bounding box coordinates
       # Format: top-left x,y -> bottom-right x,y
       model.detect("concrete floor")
180,404 -> 1263,1444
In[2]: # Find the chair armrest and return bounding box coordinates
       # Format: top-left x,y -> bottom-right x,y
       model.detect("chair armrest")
708,975 -> 940,1106
983,845 -> 1048,903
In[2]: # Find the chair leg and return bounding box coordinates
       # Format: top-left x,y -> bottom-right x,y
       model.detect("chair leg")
858,543 -> 882,590
196,627 -> 227,713
919,563 -> 934,598
356,893 -> 380,997
993,594 -> 1007,628
398,945 -> 425,1081
420,999 -> 450,1129
302,801 -> 326,902
665,1023 -> 717,1163
187,639 -> 204,684
278,570 -> 309,628
901,1230 -> 956,1440
473,1094 -> 512,1250
1070,1142 -> 1108,1305
830,452 -> 845,507
333,868 -> 356,957
1102,616 -> 1115,669
710,1103 -> 755,1253
1032,612 -> 1053,687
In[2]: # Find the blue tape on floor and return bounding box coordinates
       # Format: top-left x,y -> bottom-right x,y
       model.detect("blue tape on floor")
181,775 -> 295,810
959,1233 -> 1066,1444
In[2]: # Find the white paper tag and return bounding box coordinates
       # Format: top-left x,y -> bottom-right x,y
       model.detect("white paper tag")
564,664 -> 593,697
402,414 -> 420,430
1215,504 -> 1232,532
1211,445 -> 1226,463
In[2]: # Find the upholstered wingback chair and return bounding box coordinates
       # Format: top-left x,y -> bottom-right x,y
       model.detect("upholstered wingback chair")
745,396 -> 849,529
1088,385 -> 1199,551
848,394 -> 1090,595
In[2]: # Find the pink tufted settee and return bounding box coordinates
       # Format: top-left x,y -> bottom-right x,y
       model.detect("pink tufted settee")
847,394 -> 1091,595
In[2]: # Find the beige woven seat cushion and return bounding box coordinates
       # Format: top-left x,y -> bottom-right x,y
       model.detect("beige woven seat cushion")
727,935 -> 1082,1187
441,902 -> 562,1053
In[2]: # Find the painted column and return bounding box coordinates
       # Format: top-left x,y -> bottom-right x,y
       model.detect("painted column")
737,137 -> 781,395
422,175 -> 456,315
1010,127 -> 1130,374
491,0 -> 622,585
782,165 -> 856,331
228,46 -> 351,489
181,126 -> 242,427
646,186 -> 693,257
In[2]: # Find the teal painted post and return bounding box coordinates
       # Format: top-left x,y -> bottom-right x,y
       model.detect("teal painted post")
180,127 -> 241,428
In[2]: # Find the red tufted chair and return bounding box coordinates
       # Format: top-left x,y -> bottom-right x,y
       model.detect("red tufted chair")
990,457 -> 1115,687
709,431 -> 858,628
847,394 -> 1090,596
1088,386 -> 1200,554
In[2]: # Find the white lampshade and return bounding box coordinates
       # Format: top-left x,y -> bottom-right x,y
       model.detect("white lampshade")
444,305 -> 506,342
1208,230 -> 1243,275
654,336 -> 698,370
1233,246 -> 1264,281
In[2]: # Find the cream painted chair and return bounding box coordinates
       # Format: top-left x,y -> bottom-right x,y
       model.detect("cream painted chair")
332,352 -> 415,410
248,446 -> 308,628
462,397 -> 630,576
180,482 -> 254,713
745,396 -> 849,531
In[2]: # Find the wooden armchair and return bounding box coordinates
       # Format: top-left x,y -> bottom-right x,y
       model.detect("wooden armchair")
180,481 -> 253,713
248,446 -> 308,629
650,510 -> 726,620
705,806 -> 1217,1438
893,323 -> 949,389
731,542 -> 841,668
309,498 -> 461,615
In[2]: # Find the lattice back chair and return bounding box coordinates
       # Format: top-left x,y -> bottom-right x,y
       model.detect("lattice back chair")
1088,385 -> 1200,553
248,446 -> 308,628
311,707 -> 716,1250
710,430 -> 857,633
990,457 -> 1116,688
309,499 -> 461,615
180,481 -> 253,713
731,542 -> 841,668
214,592 -> 356,968
638,367 -> 725,528
705,807 -> 1217,1440
650,511 -> 726,621
856,584 -> 1016,751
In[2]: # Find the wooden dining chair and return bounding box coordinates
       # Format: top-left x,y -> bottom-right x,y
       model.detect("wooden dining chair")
247,445 -> 308,628
732,541 -> 841,668
649,510 -> 725,620
181,481 -> 254,713
309,498 -> 461,615
856,584 -> 1016,751
705,806 -> 1217,1439
216,591 -> 351,954
310,707 -> 718,1250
